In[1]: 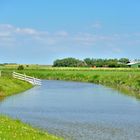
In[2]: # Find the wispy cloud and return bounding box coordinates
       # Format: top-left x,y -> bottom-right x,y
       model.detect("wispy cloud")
0,24 -> 140,61
1,24 -> 140,47
54,31 -> 68,37
0,24 -> 14,37
16,28 -> 39,35
91,22 -> 102,29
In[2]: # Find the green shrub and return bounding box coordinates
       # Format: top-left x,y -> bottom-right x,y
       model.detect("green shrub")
17,65 -> 24,70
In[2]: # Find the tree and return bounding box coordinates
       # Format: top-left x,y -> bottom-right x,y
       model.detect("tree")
53,58 -> 86,67
17,65 -> 24,70
53,57 -> 130,68
119,58 -> 129,64
84,58 -> 93,66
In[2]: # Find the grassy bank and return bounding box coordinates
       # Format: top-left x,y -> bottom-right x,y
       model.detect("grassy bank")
15,68 -> 140,98
0,116 -> 62,140
0,77 -> 32,96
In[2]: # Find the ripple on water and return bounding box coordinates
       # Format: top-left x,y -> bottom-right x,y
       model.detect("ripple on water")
1,80 -> 140,140
45,121 -> 140,140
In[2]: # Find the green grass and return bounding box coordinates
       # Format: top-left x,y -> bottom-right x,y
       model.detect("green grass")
13,67 -> 140,98
0,116 -> 63,140
1,67 -> 140,98
0,77 -> 33,96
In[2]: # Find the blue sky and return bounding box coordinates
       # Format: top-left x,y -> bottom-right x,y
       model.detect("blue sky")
0,0 -> 140,64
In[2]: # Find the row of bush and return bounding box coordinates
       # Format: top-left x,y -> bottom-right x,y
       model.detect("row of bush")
53,57 -> 130,67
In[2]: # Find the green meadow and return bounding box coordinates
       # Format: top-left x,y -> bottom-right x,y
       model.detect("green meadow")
1,65 -> 140,98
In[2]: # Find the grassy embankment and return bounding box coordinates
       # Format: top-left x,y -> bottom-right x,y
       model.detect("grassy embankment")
0,77 -> 32,97
0,72 -> 63,140
15,67 -> 140,98
0,116 -> 62,140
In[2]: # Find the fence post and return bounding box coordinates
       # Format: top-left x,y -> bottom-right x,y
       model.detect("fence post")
33,77 -> 35,85
12,71 -> 15,78
24,73 -> 26,81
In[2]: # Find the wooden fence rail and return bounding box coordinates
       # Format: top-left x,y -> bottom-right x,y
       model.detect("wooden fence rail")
12,71 -> 41,86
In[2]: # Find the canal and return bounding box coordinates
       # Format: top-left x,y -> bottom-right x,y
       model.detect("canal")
0,80 -> 140,140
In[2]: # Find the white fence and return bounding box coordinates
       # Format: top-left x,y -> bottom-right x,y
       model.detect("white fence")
12,72 -> 41,86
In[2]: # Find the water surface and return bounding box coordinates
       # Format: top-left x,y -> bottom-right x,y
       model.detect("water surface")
0,80 -> 140,140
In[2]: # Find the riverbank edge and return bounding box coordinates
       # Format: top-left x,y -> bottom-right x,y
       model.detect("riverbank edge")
0,78 -> 63,140
3,68 -> 140,98
45,77 -> 140,99
0,77 -> 33,97
33,71 -> 140,99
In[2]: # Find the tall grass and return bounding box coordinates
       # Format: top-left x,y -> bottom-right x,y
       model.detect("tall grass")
14,68 -> 140,98
1,67 -> 140,97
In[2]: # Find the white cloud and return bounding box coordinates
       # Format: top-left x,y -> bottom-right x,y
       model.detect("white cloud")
16,28 -> 38,35
91,22 -> 102,29
0,24 -> 14,30
1,23 -> 140,63
72,33 -> 120,46
73,33 -> 96,45
0,32 -> 11,37
0,24 -> 14,37
0,23 -> 140,52
54,31 -> 68,37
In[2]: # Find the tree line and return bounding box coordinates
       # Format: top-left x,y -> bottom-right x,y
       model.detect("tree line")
53,57 -> 130,67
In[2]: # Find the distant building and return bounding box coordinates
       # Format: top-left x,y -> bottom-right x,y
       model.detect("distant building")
127,62 -> 140,68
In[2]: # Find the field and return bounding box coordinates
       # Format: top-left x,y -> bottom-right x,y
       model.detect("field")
1,65 -> 140,98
